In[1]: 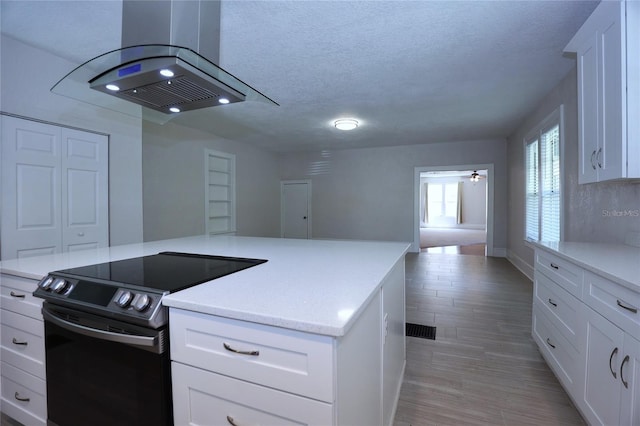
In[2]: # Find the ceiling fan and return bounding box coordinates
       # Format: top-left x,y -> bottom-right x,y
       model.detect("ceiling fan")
470,171 -> 485,182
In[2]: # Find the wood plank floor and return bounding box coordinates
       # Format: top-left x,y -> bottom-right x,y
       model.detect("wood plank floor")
393,252 -> 586,426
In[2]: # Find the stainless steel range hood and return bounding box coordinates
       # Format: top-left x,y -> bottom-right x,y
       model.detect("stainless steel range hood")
51,0 -> 277,124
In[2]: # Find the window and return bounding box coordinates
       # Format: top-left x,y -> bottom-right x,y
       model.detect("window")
426,182 -> 460,226
205,149 -> 236,235
524,105 -> 563,242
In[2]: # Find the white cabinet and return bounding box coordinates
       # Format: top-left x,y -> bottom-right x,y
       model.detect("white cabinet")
1,115 -> 109,260
170,259 -> 406,426
0,273 -> 46,426
565,0 -> 640,183
533,247 -> 640,426
582,305 -> 639,426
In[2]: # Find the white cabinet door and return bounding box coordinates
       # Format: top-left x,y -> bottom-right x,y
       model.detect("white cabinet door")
1,116 -> 62,259
582,306 -> 624,426
576,32 -> 599,184
598,4 -> 626,182
172,362 -> 333,426
620,333 -> 640,426
1,116 -> 109,260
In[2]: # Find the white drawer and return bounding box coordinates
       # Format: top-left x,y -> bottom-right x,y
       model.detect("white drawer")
172,362 -> 333,426
532,305 -> 581,394
1,274 -> 42,320
535,250 -> 583,297
534,270 -> 582,351
584,271 -> 640,341
1,362 -> 47,426
170,308 -> 334,403
1,310 -> 46,379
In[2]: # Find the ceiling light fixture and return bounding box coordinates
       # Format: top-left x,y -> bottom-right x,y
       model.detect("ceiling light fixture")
470,171 -> 480,182
334,119 -> 359,131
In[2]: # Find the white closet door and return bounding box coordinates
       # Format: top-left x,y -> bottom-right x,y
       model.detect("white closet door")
1,116 -> 62,259
1,116 -> 109,260
61,128 -> 109,252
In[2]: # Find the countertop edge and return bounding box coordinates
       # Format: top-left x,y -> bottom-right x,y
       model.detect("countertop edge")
531,241 -> 639,292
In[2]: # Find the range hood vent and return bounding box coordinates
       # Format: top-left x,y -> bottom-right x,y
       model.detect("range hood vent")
51,1 -> 277,124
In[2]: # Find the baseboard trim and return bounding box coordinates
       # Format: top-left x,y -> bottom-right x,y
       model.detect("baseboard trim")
507,249 -> 534,281
491,247 -> 507,257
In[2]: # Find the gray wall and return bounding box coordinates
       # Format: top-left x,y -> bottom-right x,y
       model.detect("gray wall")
506,64 -> 640,276
142,121 -> 281,241
278,139 -> 507,251
0,35 -> 144,247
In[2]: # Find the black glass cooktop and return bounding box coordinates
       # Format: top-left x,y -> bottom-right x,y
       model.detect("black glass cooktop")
53,252 -> 267,293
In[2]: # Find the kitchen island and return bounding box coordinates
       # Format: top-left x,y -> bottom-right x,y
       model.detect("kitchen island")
0,235 -> 410,426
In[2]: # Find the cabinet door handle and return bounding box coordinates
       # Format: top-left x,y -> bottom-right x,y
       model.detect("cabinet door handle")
591,150 -> 597,170
596,147 -> 602,168
548,298 -> 558,307
226,415 -> 240,426
14,392 -> 30,402
616,299 -> 638,314
550,263 -> 559,270
620,355 -> 630,389
546,338 -> 556,349
223,342 -> 259,356
10,291 -> 26,298
12,337 -> 28,346
609,347 -> 618,378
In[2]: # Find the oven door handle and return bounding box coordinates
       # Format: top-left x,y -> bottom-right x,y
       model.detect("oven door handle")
43,309 -> 158,349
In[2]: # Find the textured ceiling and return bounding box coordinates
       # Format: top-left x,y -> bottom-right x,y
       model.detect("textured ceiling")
1,0 -> 599,153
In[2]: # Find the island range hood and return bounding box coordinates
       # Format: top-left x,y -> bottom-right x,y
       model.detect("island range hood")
52,0 -> 277,123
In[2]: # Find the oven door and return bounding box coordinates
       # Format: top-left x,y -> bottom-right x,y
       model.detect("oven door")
42,303 -> 173,426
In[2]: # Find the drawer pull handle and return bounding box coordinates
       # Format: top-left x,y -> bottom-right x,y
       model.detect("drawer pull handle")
609,347 -> 618,378
548,298 -> 557,307
616,300 -> 638,314
9,291 -> 26,298
549,263 -> 559,270
12,337 -> 28,346
223,342 -> 259,356
226,415 -> 240,426
591,150 -> 597,170
596,147 -> 602,168
621,355 -> 630,389
14,392 -> 30,402
546,338 -> 556,349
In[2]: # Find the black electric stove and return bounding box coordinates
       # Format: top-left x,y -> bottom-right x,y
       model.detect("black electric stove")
33,251 -> 267,328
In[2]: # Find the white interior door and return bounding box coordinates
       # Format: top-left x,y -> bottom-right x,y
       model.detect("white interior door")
1,116 -> 109,260
281,181 -> 311,239
61,128 -> 109,252
1,116 -> 62,259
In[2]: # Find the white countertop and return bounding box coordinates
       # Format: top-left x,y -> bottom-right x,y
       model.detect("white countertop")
532,241 -> 640,292
0,235 -> 410,337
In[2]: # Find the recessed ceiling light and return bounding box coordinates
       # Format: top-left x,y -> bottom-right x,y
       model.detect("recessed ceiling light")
105,84 -> 120,91
334,119 -> 359,131
218,98 -> 230,104
159,69 -> 174,77
169,107 -> 181,113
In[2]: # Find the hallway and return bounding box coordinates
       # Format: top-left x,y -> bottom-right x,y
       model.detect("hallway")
393,252 -> 585,425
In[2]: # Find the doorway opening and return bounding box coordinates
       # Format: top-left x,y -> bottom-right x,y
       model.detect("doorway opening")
413,164 -> 494,256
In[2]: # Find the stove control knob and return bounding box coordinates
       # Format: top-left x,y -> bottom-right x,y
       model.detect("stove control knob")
132,294 -> 151,312
116,291 -> 133,308
52,278 -> 70,294
39,276 -> 55,290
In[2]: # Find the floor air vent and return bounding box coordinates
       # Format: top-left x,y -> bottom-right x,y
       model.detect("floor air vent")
406,323 -> 436,340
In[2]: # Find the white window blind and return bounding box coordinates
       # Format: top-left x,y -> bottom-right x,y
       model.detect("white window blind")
525,139 -> 539,241
524,105 -> 563,242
